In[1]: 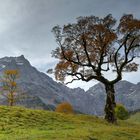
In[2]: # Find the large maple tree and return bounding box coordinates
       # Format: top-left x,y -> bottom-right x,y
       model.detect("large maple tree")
50,14 -> 140,123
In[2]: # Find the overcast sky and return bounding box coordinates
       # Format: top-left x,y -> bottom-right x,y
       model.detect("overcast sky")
0,0 -> 140,90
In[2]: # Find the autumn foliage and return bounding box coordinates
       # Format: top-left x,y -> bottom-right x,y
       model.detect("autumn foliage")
2,70 -> 19,106
55,102 -> 74,114
51,14 -> 140,123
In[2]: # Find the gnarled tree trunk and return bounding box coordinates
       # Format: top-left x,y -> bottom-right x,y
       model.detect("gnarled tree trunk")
104,84 -> 117,123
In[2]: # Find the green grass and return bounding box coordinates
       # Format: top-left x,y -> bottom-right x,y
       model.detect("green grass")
0,106 -> 140,140
128,112 -> 140,123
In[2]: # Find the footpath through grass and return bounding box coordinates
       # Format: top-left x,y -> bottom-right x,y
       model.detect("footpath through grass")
0,106 -> 140,140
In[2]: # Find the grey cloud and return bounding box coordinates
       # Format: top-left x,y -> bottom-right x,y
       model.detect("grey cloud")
0,0 -> 139,89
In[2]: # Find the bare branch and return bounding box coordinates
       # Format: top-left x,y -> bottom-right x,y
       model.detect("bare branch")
66,78 -> 81,84
82,36 -> 97,71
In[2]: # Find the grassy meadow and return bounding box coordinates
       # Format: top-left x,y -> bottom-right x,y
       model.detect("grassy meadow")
0,106 -> 140,140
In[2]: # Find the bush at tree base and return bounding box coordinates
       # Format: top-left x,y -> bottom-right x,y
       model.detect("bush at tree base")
115,104 -> 129,120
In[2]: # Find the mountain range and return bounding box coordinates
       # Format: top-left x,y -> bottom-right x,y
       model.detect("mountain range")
0,55 -> 140,115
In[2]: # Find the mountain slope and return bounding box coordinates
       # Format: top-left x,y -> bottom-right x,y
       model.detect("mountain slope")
0,55 -> 93,114
86,81 -> 140,115
0,55 -> 140,115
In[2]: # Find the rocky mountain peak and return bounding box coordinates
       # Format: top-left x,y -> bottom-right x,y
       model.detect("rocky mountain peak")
15,55 -> 30,65
137,82 -> 140,86
0,55 -> 31,71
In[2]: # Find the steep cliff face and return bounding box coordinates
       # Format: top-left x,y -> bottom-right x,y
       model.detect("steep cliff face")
0,55 -> 139,115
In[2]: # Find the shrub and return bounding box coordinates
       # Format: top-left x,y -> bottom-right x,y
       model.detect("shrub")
55,102 -> 74,114
115,104 -> 129,120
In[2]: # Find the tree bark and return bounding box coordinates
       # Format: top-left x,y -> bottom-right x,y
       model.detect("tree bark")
8,93 -> 14,106
104,84 -> 117,123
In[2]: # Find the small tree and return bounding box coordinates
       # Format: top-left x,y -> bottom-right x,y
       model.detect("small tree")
2,70 -> 19,106
50,14 -> 140,123
115,104 -> 129,120
55,102 -> 74,114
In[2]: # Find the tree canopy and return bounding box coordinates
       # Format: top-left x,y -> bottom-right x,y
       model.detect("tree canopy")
51,14 -> 140,85
51,14 -> 140,123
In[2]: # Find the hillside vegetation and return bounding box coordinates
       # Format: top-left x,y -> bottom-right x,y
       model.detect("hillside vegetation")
128,112 -> 140,123
0,106 -> 140,140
